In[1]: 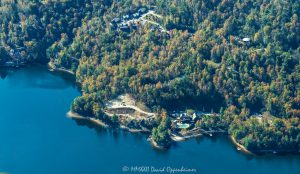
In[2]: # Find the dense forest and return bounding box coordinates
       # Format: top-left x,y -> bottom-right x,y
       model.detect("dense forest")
0,0 -> 299,151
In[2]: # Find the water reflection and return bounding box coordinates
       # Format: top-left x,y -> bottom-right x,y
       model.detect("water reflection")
0,65 -> 299,174
0,68 -> 16,79
72,117 -> 148,144
73,118 -> 108,135
0,65 -> 77,90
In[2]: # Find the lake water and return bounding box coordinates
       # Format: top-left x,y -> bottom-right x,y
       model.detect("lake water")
0,66 -> 299,174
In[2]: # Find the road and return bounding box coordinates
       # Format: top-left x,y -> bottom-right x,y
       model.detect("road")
122,10 -> 169,33
109,104 -> 155,117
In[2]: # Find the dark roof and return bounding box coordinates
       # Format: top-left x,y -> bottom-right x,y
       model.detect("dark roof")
131,25 -> 138,30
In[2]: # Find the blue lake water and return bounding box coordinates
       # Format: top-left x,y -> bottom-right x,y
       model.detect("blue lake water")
0,66 -> 299,174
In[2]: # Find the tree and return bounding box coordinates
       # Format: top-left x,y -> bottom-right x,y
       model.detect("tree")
152,116 -> 171,147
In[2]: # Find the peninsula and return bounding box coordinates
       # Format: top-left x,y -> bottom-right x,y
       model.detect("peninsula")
0,0 -> 299,152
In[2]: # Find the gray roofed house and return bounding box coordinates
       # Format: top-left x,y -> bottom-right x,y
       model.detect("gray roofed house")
131,24 -> 138,30
119,26 -> 130,32
242,37 -> 251,42
123,15 -> 130,20
138,8 -> 147,14
9,49 -> 15,56
111,18 -> 121,24
133,13 -> 140,18
118,22 -> 128,27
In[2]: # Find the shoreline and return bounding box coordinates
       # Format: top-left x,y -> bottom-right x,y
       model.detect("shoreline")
67,111 -> 109,128
119,125 -> 151,133
2,62 -> 298,156
230,135 -> 254,155
151,139 -> 169,150
66,111 -> 300,155
170,133 -> 203,141
27,107 -> 300,155
67,111 -> 151,133
48,62 -> 75,75
230,135 -> 300,155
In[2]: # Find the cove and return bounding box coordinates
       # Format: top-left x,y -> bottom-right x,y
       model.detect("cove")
0,66 -> 299,174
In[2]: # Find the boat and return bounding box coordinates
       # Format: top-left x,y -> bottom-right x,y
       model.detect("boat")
237,147 -> 241,151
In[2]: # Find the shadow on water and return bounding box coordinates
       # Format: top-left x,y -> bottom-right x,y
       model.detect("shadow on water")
0,67 -> 16,79
73,118 -> 108,136
72,116 -> 300,161
1,65 -> 299,174
0,65 -> 78,90
72,117 -> 148,144
70,116 -> 173,157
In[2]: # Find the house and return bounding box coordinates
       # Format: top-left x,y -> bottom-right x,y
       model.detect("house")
150,26 -> 156,32
131,24 -> 138,30
176,123 -> 190,129
4,61 -> 14,66
123,15 -> 130,20
252,113 -> 263,117
111,18 -> 121,24
181,115 -> 192,123
179,113 -> 186,118
138,8 -> 147,14
242,37 -> 251,42
194,112 -> 203,119
192,113 -> 198,121
118,22 -> 128,27
170,111 -> 180,118
9,49 -> 15,56
119,26 -> 130,32
133,13 -> 140,18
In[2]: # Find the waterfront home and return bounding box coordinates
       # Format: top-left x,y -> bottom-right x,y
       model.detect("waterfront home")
2,60 -> 23,68
176,123 -> 190,129
4,61 -> 15,66
203,112 -> 215,116
170,112 -> 180,118
9,49 -> 15,56
181,115 -> 192,123
192,113 -> 199,121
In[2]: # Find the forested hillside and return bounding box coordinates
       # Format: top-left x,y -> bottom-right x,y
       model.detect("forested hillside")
0,0 -> 299,151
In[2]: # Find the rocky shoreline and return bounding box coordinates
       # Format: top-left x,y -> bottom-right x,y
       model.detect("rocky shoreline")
151,139 -> 170,150
67,111 -> 109,128
68,111 -> 300,154
230,135 -> 253,155
48,62 -> 75,75
230,135 -> 300,155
